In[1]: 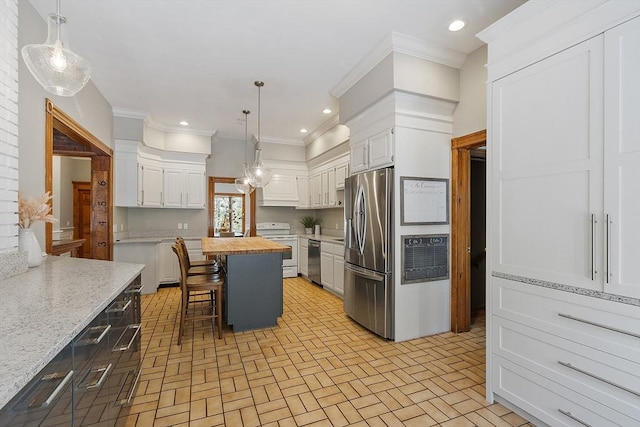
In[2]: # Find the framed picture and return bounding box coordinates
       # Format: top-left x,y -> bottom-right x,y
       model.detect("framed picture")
400,177 -> 449,225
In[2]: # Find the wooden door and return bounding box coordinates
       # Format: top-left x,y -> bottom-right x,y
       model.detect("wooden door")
73,181 -> 92,258
451,130 -> 486,333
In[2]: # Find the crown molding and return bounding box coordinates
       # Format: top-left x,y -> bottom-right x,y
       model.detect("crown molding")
112,107 -> 216,137
331,31 -> 467,98
112,107 -> 147,120
259,135 -> 305,147
302,114 -> 340,145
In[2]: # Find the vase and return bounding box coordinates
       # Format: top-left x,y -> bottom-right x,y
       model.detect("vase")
305,228 -> 312,234
19,228 -> 43,267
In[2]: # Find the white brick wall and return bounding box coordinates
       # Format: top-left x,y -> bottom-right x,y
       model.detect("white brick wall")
0,0 -> 20,253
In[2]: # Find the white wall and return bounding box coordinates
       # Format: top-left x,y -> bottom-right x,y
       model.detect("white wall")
0,0 -> 21,270
452,45 -> 488,137
18,0 -> 113,247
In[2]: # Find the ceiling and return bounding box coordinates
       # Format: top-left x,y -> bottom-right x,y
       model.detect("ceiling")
28,0 -> 525,145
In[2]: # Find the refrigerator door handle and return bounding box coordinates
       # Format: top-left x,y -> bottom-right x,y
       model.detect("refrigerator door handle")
345,262 -> 385,281
355,185 -> 366,255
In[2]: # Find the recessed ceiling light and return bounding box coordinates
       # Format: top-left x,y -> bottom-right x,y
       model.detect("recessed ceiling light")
322,108 -> 332,114
179,120 -> 189,126
300,128 -> 308,133
448,20 -> 465,32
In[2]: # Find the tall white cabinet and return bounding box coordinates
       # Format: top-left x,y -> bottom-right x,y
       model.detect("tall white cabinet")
603,17 -> 640,298
480,2 -> 640,426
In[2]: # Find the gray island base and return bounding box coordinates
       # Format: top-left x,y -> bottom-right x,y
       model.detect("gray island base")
225,252 -> 284,332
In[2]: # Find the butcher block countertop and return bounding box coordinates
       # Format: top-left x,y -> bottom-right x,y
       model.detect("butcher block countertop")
202,236 -> 291,255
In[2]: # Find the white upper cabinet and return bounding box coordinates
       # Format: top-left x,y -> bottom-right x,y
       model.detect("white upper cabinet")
297,176 -> 310,209
115,140 -> 207,209
164,166 -> 206,208
368,129 -> 394,170
307,154 -> 349,209
350,128 -> 394,174
349,139 -> 368,174
335,162 -> 348,190
162,168 -> 184,207
139,161 -> 164,207
603,17 -> 640,298
184,170 -> 206,208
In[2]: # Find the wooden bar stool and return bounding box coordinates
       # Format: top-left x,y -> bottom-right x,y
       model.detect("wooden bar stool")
176,237 -> 219,276
172,243 -> 224,343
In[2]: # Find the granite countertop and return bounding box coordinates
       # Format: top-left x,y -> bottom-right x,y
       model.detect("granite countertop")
0,257 -> 144,410
202,237 -> 292,255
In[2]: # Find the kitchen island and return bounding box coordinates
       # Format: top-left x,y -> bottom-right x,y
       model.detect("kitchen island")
0,257 -> 144,413
202,237 -> 290,332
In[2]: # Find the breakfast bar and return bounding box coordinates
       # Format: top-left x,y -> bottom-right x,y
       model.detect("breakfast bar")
202,237 -> 291,332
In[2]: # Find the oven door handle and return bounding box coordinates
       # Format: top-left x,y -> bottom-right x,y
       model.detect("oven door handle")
345,263 -> 385,282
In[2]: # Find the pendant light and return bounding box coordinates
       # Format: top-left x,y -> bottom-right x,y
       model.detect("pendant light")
234,110 -> 252,194
247,81 -> 273,188
21,0 -> 91,96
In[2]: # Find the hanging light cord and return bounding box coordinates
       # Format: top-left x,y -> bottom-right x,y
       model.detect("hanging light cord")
255,81 -> 264,156
243,110 -> 250,166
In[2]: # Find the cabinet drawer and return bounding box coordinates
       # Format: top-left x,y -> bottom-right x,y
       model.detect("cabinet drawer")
493,355 -> 637,426
493,317 -> 640,418
493,277 -> 640,362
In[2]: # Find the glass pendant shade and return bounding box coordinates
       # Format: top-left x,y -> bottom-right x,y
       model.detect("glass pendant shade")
234,163 -> 251,194
21,12 -> 91,96
247,149 -> 272,188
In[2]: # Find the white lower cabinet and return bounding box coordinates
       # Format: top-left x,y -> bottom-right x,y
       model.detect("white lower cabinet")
157,240 -> 204,284
298,237 -> 309,276
157,242 -> 179,284
320,241 -> 344,296
320,251 -> 334,289
491,278 -> 640,426
334,256 -> 344,295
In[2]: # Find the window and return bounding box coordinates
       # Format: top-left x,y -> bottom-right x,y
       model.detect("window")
213,194 -> 244,234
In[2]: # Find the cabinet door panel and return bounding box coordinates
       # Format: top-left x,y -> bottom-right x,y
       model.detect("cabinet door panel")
163,169 -> 183,207
349,140 -> 368,173
492,36 -> 604,289
604,17 -> 640,298
297,176 -> 310,208
368,129 -> 393,169
299,240 -> 308,276
335,163 -> 348,189
320,251 -> 334,289
185,171 -> 205,208
334,256 -> 344,295
140,165 -> 163,207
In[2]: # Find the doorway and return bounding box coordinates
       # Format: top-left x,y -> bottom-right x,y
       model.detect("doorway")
73,181 -> 92,258
208,177 -> 256,237
45,99 -> 113,260
450,129 -> 486,333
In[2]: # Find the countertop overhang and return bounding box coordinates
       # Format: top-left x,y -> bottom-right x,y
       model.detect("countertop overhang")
202,236 -> 291,255
0,257 -> 144,410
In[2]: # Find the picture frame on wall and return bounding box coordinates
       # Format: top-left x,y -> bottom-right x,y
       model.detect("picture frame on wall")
400,176 -> 449,225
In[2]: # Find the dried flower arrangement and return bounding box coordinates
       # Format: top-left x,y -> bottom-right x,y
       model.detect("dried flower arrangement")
18,192 -> 58,228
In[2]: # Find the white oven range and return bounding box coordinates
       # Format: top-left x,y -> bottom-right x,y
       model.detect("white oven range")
256,222 -> 298,278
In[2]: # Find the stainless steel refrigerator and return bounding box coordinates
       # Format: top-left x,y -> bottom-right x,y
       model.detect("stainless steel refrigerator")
344,167 -> 393,339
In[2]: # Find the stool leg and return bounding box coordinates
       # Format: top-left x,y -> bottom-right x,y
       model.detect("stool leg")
216,287 -> 222,339
178,289 -> 188,345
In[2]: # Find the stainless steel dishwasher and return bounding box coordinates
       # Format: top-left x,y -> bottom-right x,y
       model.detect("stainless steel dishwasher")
308,239 -> 321,285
